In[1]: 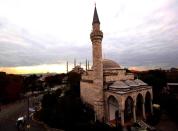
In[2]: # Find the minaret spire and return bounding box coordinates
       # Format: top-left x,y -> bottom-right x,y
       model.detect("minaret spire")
92,5 -> 100,25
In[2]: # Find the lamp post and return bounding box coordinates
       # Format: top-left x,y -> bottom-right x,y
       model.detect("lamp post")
27,95 -> 30,131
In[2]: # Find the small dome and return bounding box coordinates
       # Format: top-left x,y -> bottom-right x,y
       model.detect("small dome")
125,80 -> 138,87
103,59 -> 121,69
110,81 -> 130,89
134,79 -> 147,86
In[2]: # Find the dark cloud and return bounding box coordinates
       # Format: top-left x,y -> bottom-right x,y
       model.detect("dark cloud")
103,3 -> 178,69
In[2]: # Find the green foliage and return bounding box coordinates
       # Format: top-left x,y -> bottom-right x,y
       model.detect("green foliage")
137,69 -> 178,123
67,72 -> 81,96
23,74 -> 42,92
37,71 -> 121,130
39,90 -> 95,129
160,93 -> 178,123
166,71 -> 178,82
0,72 -> 23,104
140,70 -> 167,87
45,74 -> 66,88
138,70 -> 167,103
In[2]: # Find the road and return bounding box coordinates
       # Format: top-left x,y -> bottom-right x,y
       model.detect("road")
0,98 -> 46,131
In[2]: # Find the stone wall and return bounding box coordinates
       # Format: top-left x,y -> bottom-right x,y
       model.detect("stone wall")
125,74 -> 134,80
80,81 -> 97,106
105,74 -> 134,82
80,80 -> 105,121
82,70 -> 94,81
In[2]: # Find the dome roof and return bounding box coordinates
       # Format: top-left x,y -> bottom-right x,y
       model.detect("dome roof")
103,59 -> 121,69
125,80 -> 138,87
134,79 -> 147,86
110,81 -> 130,89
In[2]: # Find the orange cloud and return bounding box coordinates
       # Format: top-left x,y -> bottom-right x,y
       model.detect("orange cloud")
0,64 -> 70,74
129,66 -> 149,71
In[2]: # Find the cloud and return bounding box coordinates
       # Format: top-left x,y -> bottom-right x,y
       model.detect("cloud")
0,0 -> 178,73
102,0 -> 178,69
0,21 -> 91,67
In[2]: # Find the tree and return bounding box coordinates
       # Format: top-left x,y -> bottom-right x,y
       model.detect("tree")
0,72 -> 23,104
139,70 -> 167,103
67,72 -> 81,96
23,74 -> 40,93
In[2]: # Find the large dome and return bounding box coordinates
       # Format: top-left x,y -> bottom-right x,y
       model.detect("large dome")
103,59 -> 121,69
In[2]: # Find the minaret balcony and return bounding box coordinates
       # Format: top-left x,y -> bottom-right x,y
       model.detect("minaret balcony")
90,31 -> 103,41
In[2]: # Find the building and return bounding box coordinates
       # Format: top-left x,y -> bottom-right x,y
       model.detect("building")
71,65 -> 85,74
80,6 -> 153,127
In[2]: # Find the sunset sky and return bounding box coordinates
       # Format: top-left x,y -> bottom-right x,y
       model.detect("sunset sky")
0,0 -> 178,74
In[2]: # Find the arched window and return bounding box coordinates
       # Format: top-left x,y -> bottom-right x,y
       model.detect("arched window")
125,96 -> 134,120
108,96 -> 119,121
145,91 -> 151,113
136,93 -> 144,118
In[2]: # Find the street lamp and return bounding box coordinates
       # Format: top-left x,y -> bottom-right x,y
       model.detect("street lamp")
27,95 -> 30,131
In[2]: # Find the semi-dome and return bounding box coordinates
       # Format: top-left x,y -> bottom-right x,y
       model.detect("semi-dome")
103,59 -> 121,69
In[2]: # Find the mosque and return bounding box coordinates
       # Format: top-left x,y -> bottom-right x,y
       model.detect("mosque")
80,6 -> 153,127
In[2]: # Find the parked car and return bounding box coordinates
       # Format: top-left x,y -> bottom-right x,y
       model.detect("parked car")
16,116 -> 26,131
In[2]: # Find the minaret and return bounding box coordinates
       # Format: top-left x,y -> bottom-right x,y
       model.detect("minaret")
87,60 -> 90,70
74,58 -> 76,67
66,61 -> 68,73
90,6 -> 104,121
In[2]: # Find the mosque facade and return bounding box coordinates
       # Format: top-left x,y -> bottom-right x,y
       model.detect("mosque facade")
80,6 -> 153,127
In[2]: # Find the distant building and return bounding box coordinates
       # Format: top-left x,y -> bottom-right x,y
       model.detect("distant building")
170,67 -> 178,72
71,65 -> 85,74
80,6 -> 153,127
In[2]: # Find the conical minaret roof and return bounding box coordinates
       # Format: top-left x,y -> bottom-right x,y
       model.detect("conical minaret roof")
92,6 -> 100,25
